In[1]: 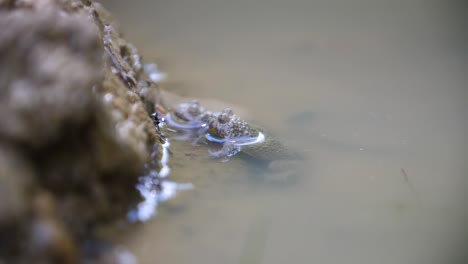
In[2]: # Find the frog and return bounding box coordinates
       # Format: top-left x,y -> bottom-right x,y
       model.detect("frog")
162,100 -> 213,141
162,101 -> 302,184
205,108 -> 302,184
164,100 -> 212,129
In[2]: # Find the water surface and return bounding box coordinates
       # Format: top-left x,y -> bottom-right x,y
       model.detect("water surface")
101,1 -> 467,263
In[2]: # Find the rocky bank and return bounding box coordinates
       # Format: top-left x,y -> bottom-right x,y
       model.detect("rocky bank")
0,0 -> 167,262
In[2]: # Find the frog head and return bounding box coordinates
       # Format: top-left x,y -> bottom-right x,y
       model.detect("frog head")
208,108 -> 258,139
173,100 -> 211,123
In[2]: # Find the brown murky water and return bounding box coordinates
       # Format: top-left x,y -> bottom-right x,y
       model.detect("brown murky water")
101,1 -> 467,263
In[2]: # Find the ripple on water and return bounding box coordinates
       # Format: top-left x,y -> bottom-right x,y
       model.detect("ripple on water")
127,130 -> 193,222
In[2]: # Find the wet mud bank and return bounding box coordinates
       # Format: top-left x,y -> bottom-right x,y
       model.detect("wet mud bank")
0,0 -> 170,262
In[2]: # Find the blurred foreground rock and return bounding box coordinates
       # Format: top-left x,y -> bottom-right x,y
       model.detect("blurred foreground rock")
0,0 -> 163,263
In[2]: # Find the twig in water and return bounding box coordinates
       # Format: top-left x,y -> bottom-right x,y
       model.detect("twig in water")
401,168 -> 422,206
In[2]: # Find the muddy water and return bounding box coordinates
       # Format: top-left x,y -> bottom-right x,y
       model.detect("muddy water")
102,1 -> 467,263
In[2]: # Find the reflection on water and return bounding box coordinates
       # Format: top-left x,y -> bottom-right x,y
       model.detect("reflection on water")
101,0 -> 467,263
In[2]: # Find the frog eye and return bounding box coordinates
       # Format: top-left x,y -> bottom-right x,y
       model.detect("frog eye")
217,113 -> 230,124
189,100 -> 200,108
222,108 -> 233,116
188,103 -> 201,116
